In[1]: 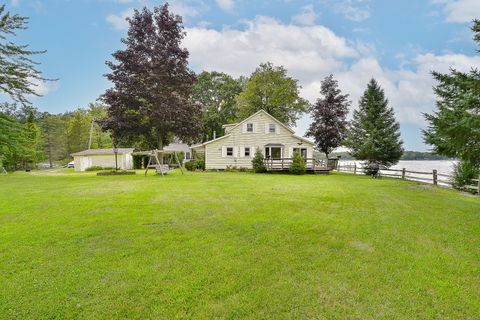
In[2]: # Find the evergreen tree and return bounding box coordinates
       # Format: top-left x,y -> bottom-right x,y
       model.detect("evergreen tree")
423,20 -> 480,172
237,62 -> 308,126
345,79 -> 403,167
21,111 -> 42,168
289,152 -> 306,175
251,148 -> 266,173
306,74 -> 350,159
0,5 -> 49,104
101,4 -> 202,149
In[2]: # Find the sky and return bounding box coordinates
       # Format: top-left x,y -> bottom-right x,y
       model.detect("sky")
6,0 -> 480,151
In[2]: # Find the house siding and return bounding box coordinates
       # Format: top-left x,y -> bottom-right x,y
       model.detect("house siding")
73,154 -> 133,171
199,111 -> 314,170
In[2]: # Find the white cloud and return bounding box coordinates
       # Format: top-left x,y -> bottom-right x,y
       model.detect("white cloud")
335,0 -> 371,22
183,16 -> 479,135
215,0 -> 235,12
10,0 -> 20,6
292,5 -> 317,26
432,0 -> 480,23
106,8 -> 134,31
105,1 -> 202,31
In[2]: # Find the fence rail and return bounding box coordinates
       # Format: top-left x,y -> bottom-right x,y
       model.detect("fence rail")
337,163 -> 480,196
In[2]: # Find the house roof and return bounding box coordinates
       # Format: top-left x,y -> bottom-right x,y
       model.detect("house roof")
229,109 -> 296,134
71,148 -> 136,156
191,109 -> 314,148
190,134 -> 231,149
163,143 -> 190,153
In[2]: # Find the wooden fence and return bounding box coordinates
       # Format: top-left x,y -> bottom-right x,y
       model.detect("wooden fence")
337,162 -> 480,195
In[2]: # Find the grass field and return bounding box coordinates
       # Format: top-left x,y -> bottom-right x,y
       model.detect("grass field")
0,170 -> 479,319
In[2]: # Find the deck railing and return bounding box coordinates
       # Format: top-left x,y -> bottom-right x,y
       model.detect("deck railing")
263,158 -> 338,171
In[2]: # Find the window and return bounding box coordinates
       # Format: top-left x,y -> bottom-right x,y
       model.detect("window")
244,147 -> 250,157
185,152 -> 191,160
246,123 -> 254,132
226,147 -> 233,156
293,148 -> 307,159
269,123 -> 276,133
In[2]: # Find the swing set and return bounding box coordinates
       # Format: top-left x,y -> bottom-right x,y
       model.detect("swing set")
142,149 -> 184,176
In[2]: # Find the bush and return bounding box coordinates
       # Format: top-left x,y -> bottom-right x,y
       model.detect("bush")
452,160 -> 479,190
252,148 -> 266,173
239,167 -> 251,172
195,156 -> 205,171
132,154 -> 144,169
185,160 -> 196,171
289,152 -> 306,175
184,155 -> 205,171
85,166 -> 104,171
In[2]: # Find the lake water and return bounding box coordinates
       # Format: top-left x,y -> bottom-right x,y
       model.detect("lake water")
338,160 -> 458,186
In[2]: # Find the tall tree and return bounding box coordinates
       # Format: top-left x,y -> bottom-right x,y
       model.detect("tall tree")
0,5 -> 48,104
101,4 -> 202,149
423,20 -> 480,170
192,71 -> 242,141
306,74 -> 350,159
236,62 -> 308,126
345,78 -> 403,167
21,111 -> 42,168
67,110 -> 90,154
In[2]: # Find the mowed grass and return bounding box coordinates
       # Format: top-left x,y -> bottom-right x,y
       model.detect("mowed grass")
0,170 -> 479,319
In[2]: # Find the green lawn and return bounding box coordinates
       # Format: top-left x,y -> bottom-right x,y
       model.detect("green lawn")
0,170 -> 479,319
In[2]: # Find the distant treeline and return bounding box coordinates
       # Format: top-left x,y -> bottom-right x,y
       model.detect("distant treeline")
316,151 -> 454,161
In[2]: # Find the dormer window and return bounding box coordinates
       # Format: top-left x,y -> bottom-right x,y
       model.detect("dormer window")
246,123 -> 254,132
269,123 -> 276,133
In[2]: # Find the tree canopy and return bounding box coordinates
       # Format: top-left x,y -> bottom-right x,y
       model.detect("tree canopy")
423,20 -> 480,170
192,71 -> 242,141
101,4 -> 202,149
0,5 -> 48,104
306,74 -> 350,158
345,78 -> 403,167
236,62 -> 308,126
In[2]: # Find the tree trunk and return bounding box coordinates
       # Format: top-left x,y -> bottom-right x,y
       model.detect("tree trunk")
48,137 -> 53,168
325,152 -> 329,160
157,133 -> 164,164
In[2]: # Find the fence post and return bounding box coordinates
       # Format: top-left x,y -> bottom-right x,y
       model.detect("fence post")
433,169 -> 438,186
402,168 -> 406,180
354,163 -> 357,175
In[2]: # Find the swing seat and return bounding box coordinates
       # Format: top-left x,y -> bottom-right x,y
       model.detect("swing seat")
155,165 -> 171,174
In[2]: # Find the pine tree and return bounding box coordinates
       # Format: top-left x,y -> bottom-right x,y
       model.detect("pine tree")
101,4 -> 202,149
251,148 -> 266,173
306,74 -> 350,159
345,78 -> 403,167
289,152 -> 306,175
423,20 -> 480,172
0,5 -> 49,104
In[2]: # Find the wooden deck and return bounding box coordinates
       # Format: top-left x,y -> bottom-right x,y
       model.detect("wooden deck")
263,158 -> 338,173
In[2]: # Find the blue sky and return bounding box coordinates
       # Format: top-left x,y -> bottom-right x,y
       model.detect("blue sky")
7,0 -> 480,151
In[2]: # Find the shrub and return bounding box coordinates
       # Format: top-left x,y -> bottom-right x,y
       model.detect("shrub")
185,160 -> 196,171
195,157 -> 205,171
239,167 -> 251,172
85,166 -> 104,171
225,165 -> 238,172
132,154 -> 144,169
252,148 -> 266,173
184,155 -> 205,171
452,160 -> 479,190
289,152 -> 306,175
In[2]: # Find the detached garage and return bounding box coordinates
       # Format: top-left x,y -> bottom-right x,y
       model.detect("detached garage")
71,148 -> 135,172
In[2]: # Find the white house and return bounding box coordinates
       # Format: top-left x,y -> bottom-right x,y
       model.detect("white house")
71,148 -> 135,172
191,110 -> 315,170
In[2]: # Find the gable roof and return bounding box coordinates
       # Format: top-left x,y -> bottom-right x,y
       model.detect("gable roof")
229,109 -> 295,134
191,109 -> 314,148
71,148 -> 136,156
